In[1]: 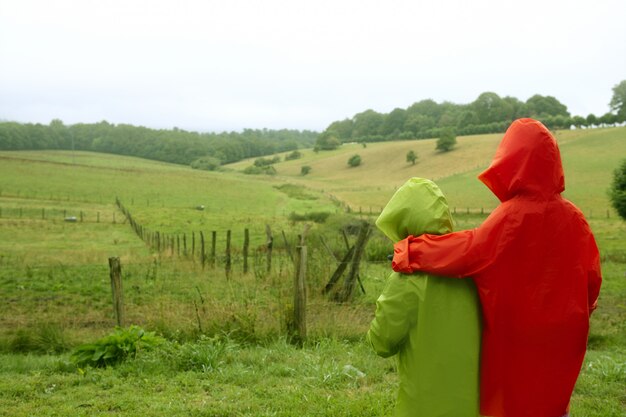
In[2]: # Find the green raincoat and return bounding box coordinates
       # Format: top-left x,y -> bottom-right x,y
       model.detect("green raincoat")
367,178 -> 481,417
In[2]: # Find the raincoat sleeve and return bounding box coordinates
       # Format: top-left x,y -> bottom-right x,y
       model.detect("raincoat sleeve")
392,206 -> 507,277
367,272 -> 422,358
587,232 -> 602,314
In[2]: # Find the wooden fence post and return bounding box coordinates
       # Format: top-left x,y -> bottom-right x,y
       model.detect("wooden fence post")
183,233 -> 187,256
108,257 -> 125,327
225,230 -> 232,279
265,225 -> 273,273
211,231 -> 217,266
243,228 -> 249,274
281,230 -> 294,263
337,222 -> 371,302
292,226 -> 310,345
200,231 -> 206,268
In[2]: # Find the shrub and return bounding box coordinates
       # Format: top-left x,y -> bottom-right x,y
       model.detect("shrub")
436,128 -> 457,152
406,150 -> 418,165
243,165 -> 277,175
609,158 -> 626,220
347,154 -> 362,167
70,325 -> 164,368
288,211 -> 331,223
190,156 -> 221,171
285,150 -> 302,161
254,156 -> 281,167
301,165 -> 311,176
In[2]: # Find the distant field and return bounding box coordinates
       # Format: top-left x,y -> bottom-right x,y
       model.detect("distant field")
0,150 -> 338,248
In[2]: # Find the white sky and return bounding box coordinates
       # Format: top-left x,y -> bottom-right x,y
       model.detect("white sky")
1,0 -> 625,132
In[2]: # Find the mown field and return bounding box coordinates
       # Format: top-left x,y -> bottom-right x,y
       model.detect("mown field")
0,126 -> 624,416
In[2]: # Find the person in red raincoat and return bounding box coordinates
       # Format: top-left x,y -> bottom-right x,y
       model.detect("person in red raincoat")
392,118 -> 602,417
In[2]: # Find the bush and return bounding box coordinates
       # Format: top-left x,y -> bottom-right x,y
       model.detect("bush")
70,325 -> 164,368
301,165 -> 311,176
285,150 -> 302,161
243,165 -> 277,175
190,156 -> 221,171
288,211 -> 331,223
436,128 -> 457,152
347,154 -> 362,167
254,156 -> 281,167
609,158 -> 626,220
406,150 -> 418,165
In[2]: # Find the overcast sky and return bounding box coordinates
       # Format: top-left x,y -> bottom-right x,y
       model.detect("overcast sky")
1,0 -> 625,132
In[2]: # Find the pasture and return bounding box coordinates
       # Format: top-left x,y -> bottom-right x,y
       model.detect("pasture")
0,126 -> 624,416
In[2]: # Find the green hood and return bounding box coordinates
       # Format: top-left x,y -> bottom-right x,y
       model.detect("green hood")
376,178 -> 453,242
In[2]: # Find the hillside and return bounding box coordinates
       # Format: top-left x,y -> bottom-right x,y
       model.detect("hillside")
228,126 -> 626,216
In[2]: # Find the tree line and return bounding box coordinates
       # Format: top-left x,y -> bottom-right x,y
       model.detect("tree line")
0,120 -> 318,166
317,83 -> 626,148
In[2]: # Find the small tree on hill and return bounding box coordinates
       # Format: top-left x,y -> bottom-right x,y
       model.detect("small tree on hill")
285,150 -> 302,161
436,129 -> 457,152
609,80 -> 626,122
406,150 -> 418,165
348,154 -> 362,167
301,165 -> 311,176
610,158 -> 626,220
315,132 -> 341,151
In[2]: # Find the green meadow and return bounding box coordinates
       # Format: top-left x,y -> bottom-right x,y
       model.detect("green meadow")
0,127 -> 624,416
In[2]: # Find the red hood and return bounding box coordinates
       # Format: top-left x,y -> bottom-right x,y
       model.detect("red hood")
478,118 -> 565,202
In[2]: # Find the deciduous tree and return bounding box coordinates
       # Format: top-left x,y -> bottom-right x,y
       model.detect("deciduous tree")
609,80 -> 626,122
610,159 -> 626,220
406,150 -> 418,165
436,129 -> 457,152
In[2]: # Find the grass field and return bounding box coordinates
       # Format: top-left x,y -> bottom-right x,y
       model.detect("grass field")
0,126 -> 624,416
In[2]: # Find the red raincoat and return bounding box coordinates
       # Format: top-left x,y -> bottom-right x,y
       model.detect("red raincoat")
392,118 -> 602,417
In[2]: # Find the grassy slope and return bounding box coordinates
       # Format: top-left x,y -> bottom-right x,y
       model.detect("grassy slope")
229,126 -> 626,215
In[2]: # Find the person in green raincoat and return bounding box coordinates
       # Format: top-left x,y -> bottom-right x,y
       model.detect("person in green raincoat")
367,178 -> 481,417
